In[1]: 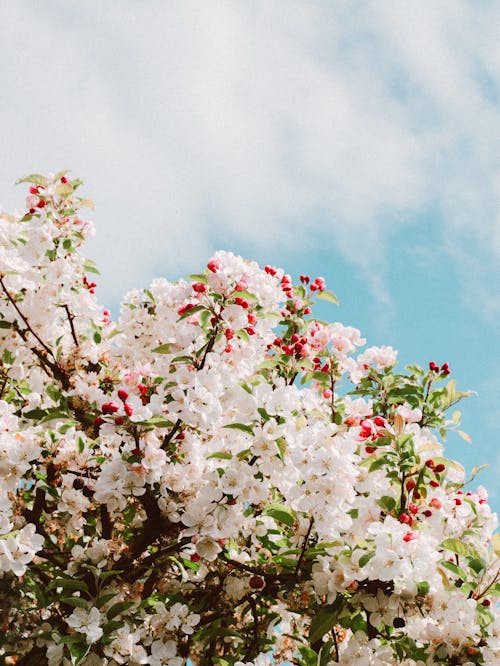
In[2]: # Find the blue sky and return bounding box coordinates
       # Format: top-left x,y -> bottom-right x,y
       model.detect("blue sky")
1,1 -> 499,513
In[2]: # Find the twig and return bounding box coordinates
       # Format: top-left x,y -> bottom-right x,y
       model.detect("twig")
295,516 -> 314,574
163,418 -> 181,449
244,595 -> 260,660
63,304 -> 79,346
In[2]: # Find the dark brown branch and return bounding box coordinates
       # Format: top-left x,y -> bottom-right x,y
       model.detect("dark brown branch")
100,504 -> 112,539
198,326 -> 219,371
244,595 -> 260,660
123,535 -> 190,584
295,516 -> 314,574
0,276 -> 54,356
163,418 -> 181,449
63,304 -> 79,346
139,487 -> 162,523
0,277 -> 71,389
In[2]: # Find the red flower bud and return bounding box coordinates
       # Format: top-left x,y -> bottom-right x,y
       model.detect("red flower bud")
434,463 -> 446,473
207,259 -> 219,273
399,513 -> 412,525
406,479 -> 416,492
192,282 -> 207,293
118,389 -> 129,402
102,401 -> 120,414
124,402 -> 134,417
114,416 -> 125,425
425,459 -> 435,468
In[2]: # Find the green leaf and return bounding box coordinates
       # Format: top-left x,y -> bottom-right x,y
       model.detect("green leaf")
16,173 -> 48,186
476,603 -> 494,628
207,451 -> 233,460
297,645 -> 318,666
467,557 -> 487,574
49,578 -> 89,594
440,538 -> 479,559
69,640 -> 90,666
232,289 -> 258,302
101,619 -> 125,635
276,436 -> 286,461
138,416 -> 174,428
368,456 -> 388,472
376,495 -> 396,513
309,603 -> 340,644
188,273 -> 208,283
259,358 -> 280,370
152,343 -> 172,354
316,289 -> 339,305
264,505 -> 295,527
0,320 -> 12,329
95,592 -> 118,609
61,596 -> 88,608
177,304 -> 205,320
223,423 -> 254,435
488,583 -> 500,598
171,355 -> 194,364
106,601 -> 135,620
236,329 -> 250,344
359,550 -> 375,568
440,560 -> 467,581
83,260 -> 101,275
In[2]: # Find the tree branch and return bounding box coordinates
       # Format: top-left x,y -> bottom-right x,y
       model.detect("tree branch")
63,304 -> 79,346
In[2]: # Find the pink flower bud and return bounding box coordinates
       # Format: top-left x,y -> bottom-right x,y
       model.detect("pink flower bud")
403,531 -> 417,542
207,259 -> 219,273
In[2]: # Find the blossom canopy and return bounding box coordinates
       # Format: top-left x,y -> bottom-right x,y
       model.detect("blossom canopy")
0,173 -> 499,665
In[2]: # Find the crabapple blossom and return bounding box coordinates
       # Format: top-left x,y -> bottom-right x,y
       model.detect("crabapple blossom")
0,173 -> 498,666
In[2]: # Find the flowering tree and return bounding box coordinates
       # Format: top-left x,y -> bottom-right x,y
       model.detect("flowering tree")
0,173 -> 499,666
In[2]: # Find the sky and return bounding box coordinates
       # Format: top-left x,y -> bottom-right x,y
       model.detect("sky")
1,1 -> 499,513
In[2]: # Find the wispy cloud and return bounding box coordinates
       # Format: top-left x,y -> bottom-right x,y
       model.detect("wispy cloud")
1,1 -> 499,309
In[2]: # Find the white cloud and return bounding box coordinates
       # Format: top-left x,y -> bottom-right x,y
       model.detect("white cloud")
0,0 -> 499,308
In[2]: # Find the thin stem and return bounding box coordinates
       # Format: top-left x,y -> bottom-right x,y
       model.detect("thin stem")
295,516 -> 314,574
0,276 -> 54,357
63,304 -> 79,346
163,419 -> 181,449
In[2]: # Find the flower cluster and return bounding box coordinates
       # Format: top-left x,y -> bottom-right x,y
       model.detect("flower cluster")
0,173 -> 498,665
